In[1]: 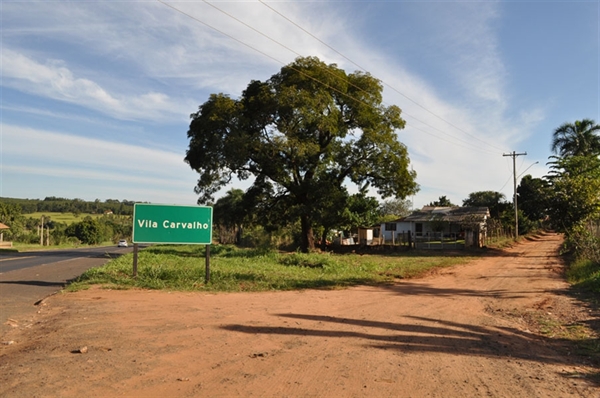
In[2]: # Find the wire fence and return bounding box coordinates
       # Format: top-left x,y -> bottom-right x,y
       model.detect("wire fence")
485,219 -> 513,245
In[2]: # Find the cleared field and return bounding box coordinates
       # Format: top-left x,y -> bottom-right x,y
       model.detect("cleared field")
26,212 -> 103,224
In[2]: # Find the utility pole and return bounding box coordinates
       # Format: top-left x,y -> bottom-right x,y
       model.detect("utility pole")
503,151 -> 527,239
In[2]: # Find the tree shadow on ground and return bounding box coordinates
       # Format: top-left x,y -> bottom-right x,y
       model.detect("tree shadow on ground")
221,312 -> 598,386
377,281 -> 552,300
0,280 -> 66,287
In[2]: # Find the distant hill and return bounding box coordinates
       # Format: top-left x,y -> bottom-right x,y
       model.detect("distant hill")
0,197 -> 135,216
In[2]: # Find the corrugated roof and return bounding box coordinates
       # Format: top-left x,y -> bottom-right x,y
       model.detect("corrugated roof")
400,206 -> 489,223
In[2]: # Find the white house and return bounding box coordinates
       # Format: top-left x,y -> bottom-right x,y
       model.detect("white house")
380,206 -> 490,247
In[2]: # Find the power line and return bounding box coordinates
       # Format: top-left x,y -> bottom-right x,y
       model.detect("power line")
199,0 -> 495,154
159,0 -> 502,156
157,1 -> 382,113
503,151 -> 527,239
406,123 -> 499,155
497,172 -> 513,193
258,0 -> 506,153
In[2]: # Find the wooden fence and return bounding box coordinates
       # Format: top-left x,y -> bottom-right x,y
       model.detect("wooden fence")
414,232 -> 463,249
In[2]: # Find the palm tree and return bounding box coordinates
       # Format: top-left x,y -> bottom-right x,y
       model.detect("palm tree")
551,119 -> 600,157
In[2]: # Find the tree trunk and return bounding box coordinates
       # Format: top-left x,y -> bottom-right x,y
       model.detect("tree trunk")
321,229 -> 327,251
300,214 -> 315,253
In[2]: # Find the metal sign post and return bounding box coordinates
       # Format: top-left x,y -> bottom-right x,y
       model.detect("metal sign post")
205,244 -> 210,283
133,243 -> 139,278
131,203 -> 213,279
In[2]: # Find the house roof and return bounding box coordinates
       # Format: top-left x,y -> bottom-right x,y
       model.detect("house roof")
396,206 -> 490,223
0,223 -> 9,230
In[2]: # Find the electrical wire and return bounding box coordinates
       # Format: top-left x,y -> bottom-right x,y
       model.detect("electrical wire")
204,0 -> 503,155
258,0 -> 506,153
159,0 -> 503,156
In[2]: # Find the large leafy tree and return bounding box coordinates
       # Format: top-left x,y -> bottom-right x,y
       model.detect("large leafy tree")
0,202 -> 22,225
185,56 -> 418,252
379,198 -> 412,222
551,119 -> 600,158
340,193 -> 381,232
545,155 -> 600,231
516,175 -> 549,221
462,191 -> 509,218
213,188 -> 246,244
428,195 -> 456,207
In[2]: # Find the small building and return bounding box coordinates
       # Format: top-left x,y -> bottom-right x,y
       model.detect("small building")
357,225 -> 383,245
0,222 -> 12,248
380,206 -> 490,248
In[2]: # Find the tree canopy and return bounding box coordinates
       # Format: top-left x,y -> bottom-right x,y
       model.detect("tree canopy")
428,195 -> 456,207
551,119 -> 600,158
545,155 -> 600,231
185,56 -> 418,252
462,191 -> 509,218
379,198 -> 412,221
212,188 -> 246,244
516,175 -> 549,222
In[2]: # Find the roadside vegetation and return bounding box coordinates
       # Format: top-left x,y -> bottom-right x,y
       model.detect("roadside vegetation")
564,221 -> 600,293
68,245 -> 477,292
27,211 -> 104,224
0,197 -> 133,247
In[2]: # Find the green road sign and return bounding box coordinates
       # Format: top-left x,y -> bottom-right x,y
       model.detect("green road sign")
132,203 -> 213,244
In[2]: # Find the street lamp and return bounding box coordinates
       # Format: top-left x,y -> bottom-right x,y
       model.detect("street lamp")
518,161 -> 539,180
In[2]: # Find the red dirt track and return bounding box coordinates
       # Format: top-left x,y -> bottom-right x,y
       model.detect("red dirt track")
1,232 -> 598,397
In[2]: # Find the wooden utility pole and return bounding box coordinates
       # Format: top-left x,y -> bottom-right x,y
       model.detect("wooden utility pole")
503,151 -> 527,239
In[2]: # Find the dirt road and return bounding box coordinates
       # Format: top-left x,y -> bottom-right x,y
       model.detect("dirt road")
1,232 -> 598,397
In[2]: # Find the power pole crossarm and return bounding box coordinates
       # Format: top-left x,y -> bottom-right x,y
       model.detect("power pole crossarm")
503,151 -> 527,239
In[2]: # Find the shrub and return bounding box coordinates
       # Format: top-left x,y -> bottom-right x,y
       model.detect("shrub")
564,221 -> 600,262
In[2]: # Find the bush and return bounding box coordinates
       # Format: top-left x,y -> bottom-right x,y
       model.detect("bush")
566,259 -> 600,292
25,232 -> 41,244
564,221 -> 600,262
65,217 -> 113,244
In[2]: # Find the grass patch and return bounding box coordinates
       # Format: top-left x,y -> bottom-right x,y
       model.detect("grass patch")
67,245 -> 478,293
27,212 -> 104,225
567,259 -> 600,293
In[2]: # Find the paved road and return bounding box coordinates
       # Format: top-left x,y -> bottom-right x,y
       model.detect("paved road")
0,246 -> 131,335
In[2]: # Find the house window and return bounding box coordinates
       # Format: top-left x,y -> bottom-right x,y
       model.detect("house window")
385,223 -> 397,231
415,223 -> 423,235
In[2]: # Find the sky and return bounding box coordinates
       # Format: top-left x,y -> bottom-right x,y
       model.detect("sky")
1,0 -> 599,209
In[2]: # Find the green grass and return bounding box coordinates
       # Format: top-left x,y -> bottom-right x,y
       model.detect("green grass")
567,258 -> 600,292
67,245 -> 478,292
26,212 -> 104,224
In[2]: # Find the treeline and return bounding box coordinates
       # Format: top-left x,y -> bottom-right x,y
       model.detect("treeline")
0,198 -> 134,246
209,119 -> 600,264
0,197 -> 135,215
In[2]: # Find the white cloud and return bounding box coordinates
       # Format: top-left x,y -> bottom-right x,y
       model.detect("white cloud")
3,165 -> 189,190
1,124 -> 199,203
1,48 -> 188,122
1,1 -> 552,207
3,124 -> 187,174
301,2 -> 549,207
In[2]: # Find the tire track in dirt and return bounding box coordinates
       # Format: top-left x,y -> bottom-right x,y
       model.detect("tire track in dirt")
0,232 -> 597,397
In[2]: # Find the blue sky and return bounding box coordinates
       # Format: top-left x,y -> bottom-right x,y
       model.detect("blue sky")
2,1 -> 598,208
